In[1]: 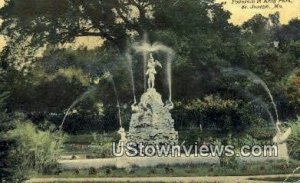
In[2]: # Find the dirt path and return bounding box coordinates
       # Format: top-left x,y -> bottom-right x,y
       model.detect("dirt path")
27,174 -> 300,183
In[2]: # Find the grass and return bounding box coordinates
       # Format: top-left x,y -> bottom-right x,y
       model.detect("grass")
64,132 -> 118,145
34,160 -> 300,178
61,132 -> 118,157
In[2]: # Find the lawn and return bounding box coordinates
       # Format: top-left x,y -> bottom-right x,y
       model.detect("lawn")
34,160 -> 300,178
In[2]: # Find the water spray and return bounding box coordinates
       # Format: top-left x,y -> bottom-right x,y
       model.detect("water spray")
222,68 -> 292,145
222,68 -> 279,129
106,71 -> 123,128
59,71 -> 114,131
151,42 -> 175,102
59,86 -> 97,131
126,53 -> 137,104
133,39 -> 175,102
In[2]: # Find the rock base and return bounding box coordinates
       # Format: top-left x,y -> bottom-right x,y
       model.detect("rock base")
127,88 -> 178,145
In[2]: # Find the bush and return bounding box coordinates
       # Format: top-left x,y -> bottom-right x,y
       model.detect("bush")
6,114 -> 63,174
0,92 -> 28,182
178,95 -> 266,134
148,169 -> 156,174
89,167 -> 97,175
105,168 -> 112,175
288,118 -> 300,159
284,69 -> 300,115
164,166 -> 174,174
74,169 -> 80,175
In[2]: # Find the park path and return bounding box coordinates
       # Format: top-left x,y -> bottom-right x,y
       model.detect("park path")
27,174 -> 300,183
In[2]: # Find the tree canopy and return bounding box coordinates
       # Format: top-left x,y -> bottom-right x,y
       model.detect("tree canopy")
0,0 -> 299,132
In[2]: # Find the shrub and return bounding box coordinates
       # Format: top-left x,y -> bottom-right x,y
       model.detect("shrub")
284,69 -> 300,114
179,95 -> 265,134
6,114 -> 63,174
105,168 -> 112,175
288,118 -> 300,159
185,96 -> 239,129
231,134 -> 261,148
89,167 -> 97,175
164,166 -> 174,174
148,169 -> 156,174
74,169 -> 80,175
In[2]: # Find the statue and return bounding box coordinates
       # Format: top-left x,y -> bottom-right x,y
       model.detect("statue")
146,53 -> 162,89
117,127 -> 127,152
273,122 -> 292,161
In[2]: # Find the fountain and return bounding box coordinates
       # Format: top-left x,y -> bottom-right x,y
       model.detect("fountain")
58,42 -> 293,171
112,43 -> 219,168
126,52 -> 178,146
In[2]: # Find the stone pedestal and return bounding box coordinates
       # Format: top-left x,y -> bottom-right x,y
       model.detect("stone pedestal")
127,88 -> 178,145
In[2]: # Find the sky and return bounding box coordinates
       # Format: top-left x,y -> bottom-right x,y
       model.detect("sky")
0,0 -> 299,51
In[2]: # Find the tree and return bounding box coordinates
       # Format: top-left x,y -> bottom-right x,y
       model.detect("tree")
0,92 -> 26,182
149,0 -> 240,100
283,68 -> 300,115
2,0 -> 298,130
1,0 -> 248,122
0,0 -> 155,50
275,18 -> 300,44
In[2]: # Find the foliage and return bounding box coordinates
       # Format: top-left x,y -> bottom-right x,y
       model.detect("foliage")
0,0 -> 144,49
1,0 -> 300,179
0,92 -> 28,182
179,95 -> 254,133
0,0 -> 299,168
6,115 -> 64,174
283,68 -> 300,115
1,0 -> 299,124
288,118 -> 300,159
4,46 -> 130,133
275,18 -> 300,44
